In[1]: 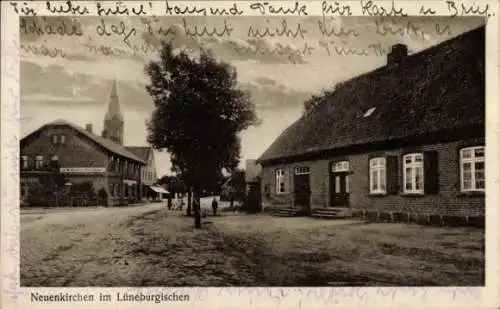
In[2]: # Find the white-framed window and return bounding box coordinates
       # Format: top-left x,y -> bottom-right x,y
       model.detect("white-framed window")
21,155 -> 29,170
460,146 -> 485,192
295,166 -> 310,175
370,157 -> 386,194
275,168 -> 286,194
403,153 -> 424,194
35,155 -> 44,169
332,161 -> 349,172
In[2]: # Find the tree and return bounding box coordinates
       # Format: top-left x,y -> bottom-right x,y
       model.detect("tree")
228,169 -> 246,201
145,43 -> 259,228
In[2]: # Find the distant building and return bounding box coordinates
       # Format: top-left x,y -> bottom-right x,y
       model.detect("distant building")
257,26 -> 485,224
20,80 -> 157,207
126,146 -> 168,200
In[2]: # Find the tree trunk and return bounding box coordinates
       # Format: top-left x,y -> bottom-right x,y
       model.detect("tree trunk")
193,187 -> 202,229
186,188 -> 192,217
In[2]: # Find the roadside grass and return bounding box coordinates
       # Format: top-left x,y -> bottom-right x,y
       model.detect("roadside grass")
125,211 -> 484,286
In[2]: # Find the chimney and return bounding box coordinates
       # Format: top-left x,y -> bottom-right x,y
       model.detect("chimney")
85,123 -> 93,134
387,44 -> 408,66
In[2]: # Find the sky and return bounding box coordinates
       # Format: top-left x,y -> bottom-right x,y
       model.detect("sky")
20,16 -> 484,177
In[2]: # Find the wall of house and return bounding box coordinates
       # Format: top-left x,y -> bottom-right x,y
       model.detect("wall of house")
141,150 -> 157,187
21,126 -> 108,168
261,138 -> 485,217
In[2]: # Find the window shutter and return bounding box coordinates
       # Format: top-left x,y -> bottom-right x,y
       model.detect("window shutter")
386,156 -> 399,194
424,151 -> 439,194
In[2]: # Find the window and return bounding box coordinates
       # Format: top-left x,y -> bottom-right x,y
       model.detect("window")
116,158 -> 120,172
60,135 -> 66,144
52,135 -> 58,144
35,155 -> 44,169
21,155 -> 29,170
370,157 -> 386,194
332,161 -> 349,172
460,146 -> 485,192
295,166 -> 310,175
403,153 -> 424,194
275,169 -> 285,194
49,155 -> 58,169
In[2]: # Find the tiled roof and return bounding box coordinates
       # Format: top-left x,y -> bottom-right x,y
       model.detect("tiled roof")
258,26 -> 485,164
23,119 -> 145,164
126,146 -> 152,162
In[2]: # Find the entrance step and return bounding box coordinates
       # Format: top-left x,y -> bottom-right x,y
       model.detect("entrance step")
311,207 -> 351,219
271,207 -> 308,217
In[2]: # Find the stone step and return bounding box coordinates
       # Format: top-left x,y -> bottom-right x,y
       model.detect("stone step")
313,209 -> 343,215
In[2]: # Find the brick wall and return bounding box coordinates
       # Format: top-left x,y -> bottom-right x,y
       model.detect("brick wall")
260,138 -> 485,216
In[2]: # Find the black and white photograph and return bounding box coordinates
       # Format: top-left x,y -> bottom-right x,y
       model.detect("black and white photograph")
17,12 -> 486,288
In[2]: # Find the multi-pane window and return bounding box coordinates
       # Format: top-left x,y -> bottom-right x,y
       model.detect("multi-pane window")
403,153 -> 424,194
275,169 -> 285,194
460,146 -> 485,192
332,161 -> 349,172
35,155 -> 44,169
21,155 -> 29,170
370,157 -> 386,194
295,166 -> 310,175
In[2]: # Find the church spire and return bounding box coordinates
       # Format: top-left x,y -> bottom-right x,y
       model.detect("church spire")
105,79 -> 123,121
102,79 -> 124,145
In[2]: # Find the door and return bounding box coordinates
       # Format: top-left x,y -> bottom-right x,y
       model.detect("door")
294,168 -> 311,208
330,172 -> 350,207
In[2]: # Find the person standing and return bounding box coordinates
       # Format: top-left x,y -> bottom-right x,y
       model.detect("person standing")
211,197 -> 218,216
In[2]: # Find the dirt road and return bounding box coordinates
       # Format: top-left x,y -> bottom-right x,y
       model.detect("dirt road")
21,203 -> 166,286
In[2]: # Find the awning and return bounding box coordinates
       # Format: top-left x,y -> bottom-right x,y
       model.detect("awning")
149,186 -> 169,194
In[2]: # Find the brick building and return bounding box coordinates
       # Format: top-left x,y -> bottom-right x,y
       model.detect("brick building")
257,26 -> 485,225
20,80 -> 156,207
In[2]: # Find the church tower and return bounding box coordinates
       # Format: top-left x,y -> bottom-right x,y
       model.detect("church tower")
102,80 -> 124,145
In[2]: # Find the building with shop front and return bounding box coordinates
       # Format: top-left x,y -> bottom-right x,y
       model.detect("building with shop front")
20,80 -> 157,207
257,26 -> 485,226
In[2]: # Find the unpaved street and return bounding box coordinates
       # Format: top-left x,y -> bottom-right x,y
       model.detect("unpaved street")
21,204 -> 484,287
21,203 -> 167,286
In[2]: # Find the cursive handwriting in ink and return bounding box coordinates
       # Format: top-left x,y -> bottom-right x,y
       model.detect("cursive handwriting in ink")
321,1 -> 353,16
20,17 -> 83,37
318,17 -> 359,37
248,20 -> 308,39
435,23 -> 452,36
249,1 -> 308,16
375,20 -> 427,41
419,4 -> 436,15
84,41 -> 129,58
360,0 -> 407,17
183,18 -> 234,37
96,18 -> 137,47
10,2 -> 37,15
368,42 -> 414,56
141,18 -> 177,37
320,40 -> 369,56
165,1 -> 207,15
21,42 -> 66,58
209,3 -> 244,16
446,0 -> 491,17
96,1 -> 149,16
46,1 -> 90,15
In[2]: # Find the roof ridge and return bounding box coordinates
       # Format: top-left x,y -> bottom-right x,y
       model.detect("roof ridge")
24,119 -> 146,163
